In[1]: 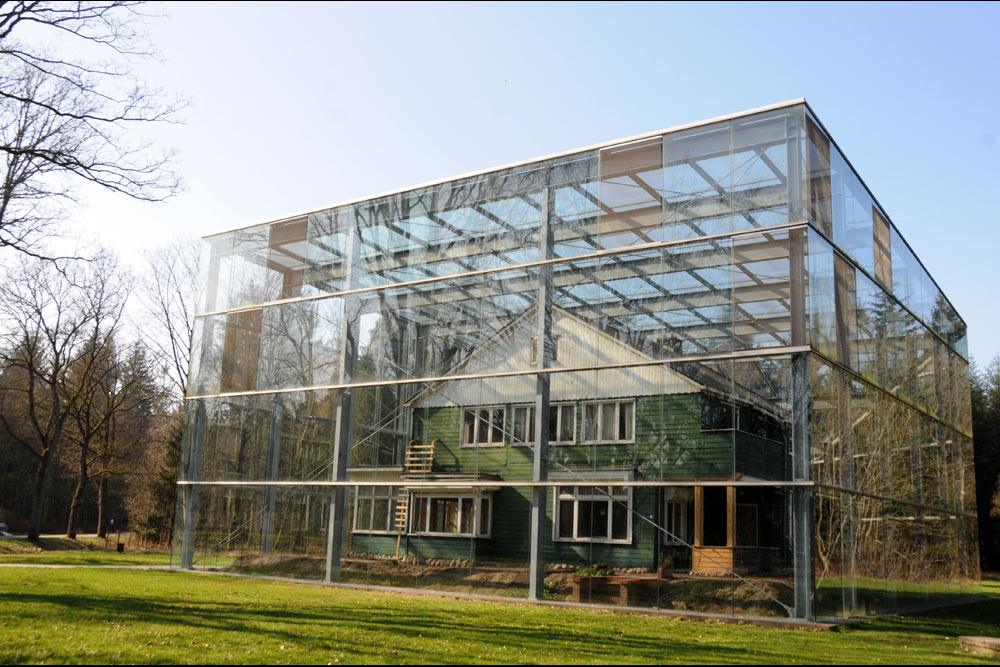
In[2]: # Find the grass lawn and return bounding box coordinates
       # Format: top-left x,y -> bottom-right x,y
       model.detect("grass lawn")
0,536 -> 172,567
1,565 -> 998,664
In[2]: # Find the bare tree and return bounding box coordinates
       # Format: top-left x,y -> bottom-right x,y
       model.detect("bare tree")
0,249 -> 128,540
0,1 -> 182,256
138,238 -> 200,403
63,334 -> 158,538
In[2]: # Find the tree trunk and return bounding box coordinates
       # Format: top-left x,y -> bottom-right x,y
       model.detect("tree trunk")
97,472 -> 109,538
66,444 -> 89,539
27,453 -> 50,541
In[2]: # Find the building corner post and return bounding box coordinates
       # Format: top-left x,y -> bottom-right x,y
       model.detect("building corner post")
529,186 -> 553,601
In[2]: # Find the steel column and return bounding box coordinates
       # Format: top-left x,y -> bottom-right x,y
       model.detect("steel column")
528,186 -> 553,601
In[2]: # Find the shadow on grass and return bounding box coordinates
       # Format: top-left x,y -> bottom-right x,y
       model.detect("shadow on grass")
0,576 -> 763,663
844,579 -> 1000,640
5,569 -> 1000,664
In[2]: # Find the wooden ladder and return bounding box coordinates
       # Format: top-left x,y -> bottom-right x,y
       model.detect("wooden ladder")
394,492 -> 409,557
403,438 -> 437,474
393,494 -> 409,532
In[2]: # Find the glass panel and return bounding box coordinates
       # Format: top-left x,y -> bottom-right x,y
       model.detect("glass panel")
256,298 -> 343,391
733,229 -> 795,350
807,229 -> 837,360
356,498 -> 373,531
611,502 -> 628,540
731,108 -> 795,232
592,501 -> 610,539
873,209 -> 892,289
460,498 -> 474,535
598,136 -> 663,249
662,119 -> 732,241
463,410 -> 475,445
805,116 -> 832,237
220,309 -> 262,393
834,254 -> 857,370
198,232 -> 234,314
619,402 -> 632,441
188,314 -> 225,396
491,408 -> 505,444
480,498 -> 491,535
830,146 -> 875,276
560,405 -> 575,442
227,224 -> 272,310
584,404 -> 598,441
558,500 -> 574,538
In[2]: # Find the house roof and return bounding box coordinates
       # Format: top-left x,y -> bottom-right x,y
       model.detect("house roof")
409,305 -> 704,408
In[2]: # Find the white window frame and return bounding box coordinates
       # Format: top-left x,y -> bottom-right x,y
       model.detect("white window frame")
351,485 -> 402,535
581,400 -> 635,444
553,485 -> 632,544
461,407 -> 506,447
409,492 -> 492,538
510,403 -> 576,446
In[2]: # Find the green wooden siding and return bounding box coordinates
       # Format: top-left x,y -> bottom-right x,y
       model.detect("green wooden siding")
352,393 -> 786,564
410,394 -> 767,481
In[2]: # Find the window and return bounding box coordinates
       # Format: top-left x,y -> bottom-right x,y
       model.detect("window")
410,494 -> 492,537
462,407 -> 505,446
554,486 -> 631,543
663,493 -> 692,546
582,401 -> 634,443
352,486 -> 401,534
511,403 -> 576,445
701,395 -> 785,442
701,395 -> 734,431
529,334 -> 560,366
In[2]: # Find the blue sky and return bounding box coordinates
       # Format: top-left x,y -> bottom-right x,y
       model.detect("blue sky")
69,1 -> 1000,364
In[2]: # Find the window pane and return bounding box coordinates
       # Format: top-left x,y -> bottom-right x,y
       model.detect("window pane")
584,404 -> 598,440
592,502 -> 609,538
491,408 -> 504,444
560,405 -> 574,442
357,498 -> 372,531
611,502 -> 628,540
478,409 -> 489,443
601,403 -> 616,440
619,402 -> 632,440
429,498 -> 460,533
512,407 -> 526,443
548,405 -> 558,440
480,498 -> 491,535
373,499 -> 389,531
558,500 -> 574,538
463,410 -> 475,444
576,501 -> 594,538
460,498 -> 474,534
388,498 -> 399,532
412,497 -> 426,532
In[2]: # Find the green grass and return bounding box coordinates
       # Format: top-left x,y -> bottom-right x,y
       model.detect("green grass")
0,550 -> 172,566
0,536 -> 172,566
1,567 -> 998,664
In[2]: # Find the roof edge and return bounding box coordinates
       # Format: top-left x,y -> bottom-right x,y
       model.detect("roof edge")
203,98 -> 808,239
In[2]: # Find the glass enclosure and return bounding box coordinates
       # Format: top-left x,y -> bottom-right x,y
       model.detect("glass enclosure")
174,101 -> 977,621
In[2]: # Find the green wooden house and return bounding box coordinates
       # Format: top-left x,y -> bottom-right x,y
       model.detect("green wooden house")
348,306 -> 791,574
